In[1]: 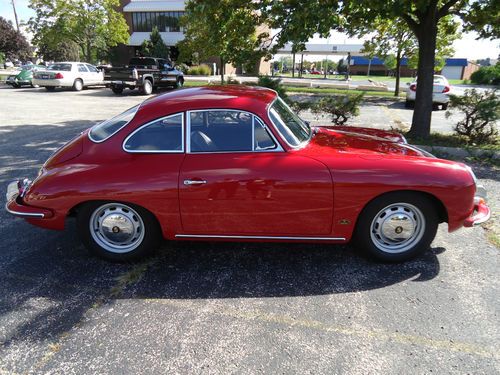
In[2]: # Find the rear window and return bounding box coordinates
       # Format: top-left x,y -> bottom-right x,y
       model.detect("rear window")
129,58 -> 157,67
48,63 -> 72,71
89,105 -> 139,143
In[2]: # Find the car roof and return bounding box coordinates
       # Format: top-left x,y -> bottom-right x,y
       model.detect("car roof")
136,85 -> 278,119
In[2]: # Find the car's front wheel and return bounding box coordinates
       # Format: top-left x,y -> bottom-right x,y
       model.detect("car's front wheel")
77,202 -> 161,262
354,192 -> 438,262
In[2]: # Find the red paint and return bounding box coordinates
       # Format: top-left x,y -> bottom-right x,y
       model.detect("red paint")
6,85 -> 485,243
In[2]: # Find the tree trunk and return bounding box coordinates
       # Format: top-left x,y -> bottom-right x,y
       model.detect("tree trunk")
85,40 -> 92,63
220,55 -> 224,84
408,21 -> 438,138
394,51 -> 401,97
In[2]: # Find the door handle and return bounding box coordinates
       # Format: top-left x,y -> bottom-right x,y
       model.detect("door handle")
184,179 -> 207,186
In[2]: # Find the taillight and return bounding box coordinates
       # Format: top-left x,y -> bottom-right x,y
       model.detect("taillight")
409,84 -> 417,92
442,86 -> 450,93
55,72 -> 64,79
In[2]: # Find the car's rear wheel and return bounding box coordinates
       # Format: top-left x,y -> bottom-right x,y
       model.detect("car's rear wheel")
405,100 -> 414,108
77,202 -> 161,262
73,79 -> 83,91
175,77 -> 184,89
441,103 -> 448,110
140,79 -> 153,95
354,192 -> 438,262
112,86 -> 124,94
45,86 -> 55,91
30,82 -> 39,88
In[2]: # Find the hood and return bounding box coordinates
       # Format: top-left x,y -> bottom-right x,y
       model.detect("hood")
305,127 -> 425,157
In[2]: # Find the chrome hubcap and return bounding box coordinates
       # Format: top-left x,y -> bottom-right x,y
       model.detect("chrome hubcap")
90,203 -> 144,253
370,203 -> 425,254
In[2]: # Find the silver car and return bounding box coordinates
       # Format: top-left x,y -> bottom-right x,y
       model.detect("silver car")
32,62 -> 104,91
406,75 -> 451,110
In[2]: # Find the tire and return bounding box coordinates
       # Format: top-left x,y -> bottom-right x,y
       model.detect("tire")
30,82 -> 39,88
45,86 -> 56,91
77,201 -> 162,262
112,87 -> 124,95
12,82 -> 20,88
175,77 -> 184,89
140,79 -> 153,95
405,100 -> 414,108
441,103 -> 448,110
73,79 -> 83,91
353,192 -> 438,262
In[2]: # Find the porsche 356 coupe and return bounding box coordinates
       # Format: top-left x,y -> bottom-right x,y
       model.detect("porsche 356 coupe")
6,86 -> 490,262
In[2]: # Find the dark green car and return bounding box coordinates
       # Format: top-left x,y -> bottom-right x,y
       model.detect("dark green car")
6,65 -> 45,88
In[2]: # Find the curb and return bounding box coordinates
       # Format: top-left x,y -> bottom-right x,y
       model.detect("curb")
415,144 -> 500,160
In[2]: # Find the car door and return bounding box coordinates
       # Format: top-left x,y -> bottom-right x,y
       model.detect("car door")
77,63 -> 90,85
178,110 -> 334,236
85,64 -> 103,85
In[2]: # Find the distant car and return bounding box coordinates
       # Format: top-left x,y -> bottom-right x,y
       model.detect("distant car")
32,62 -> 104,91
406,75 -> 451,110
6,65 -> 45,88
5,86 -> 490,263
310,70 -> 322,75
4,60 -> 14,69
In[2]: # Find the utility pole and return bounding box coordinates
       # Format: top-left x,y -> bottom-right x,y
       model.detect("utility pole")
11,0 -> 20,31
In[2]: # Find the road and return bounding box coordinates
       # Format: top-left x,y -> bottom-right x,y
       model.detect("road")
0,85 -> 499,374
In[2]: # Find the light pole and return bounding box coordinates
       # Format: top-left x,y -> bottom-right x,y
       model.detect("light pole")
11,0 -> 20,31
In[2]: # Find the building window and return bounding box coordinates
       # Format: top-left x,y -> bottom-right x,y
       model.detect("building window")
131,11 -> 185,32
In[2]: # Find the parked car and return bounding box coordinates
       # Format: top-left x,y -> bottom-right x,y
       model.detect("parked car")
310,70 -> 322,75
6,86 -> 490,262
6,64 -> 45,88
103,57 -> 184,95
32,62 -> 104,91
406,75 -> 451,109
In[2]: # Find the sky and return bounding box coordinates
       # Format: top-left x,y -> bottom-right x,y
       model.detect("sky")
2,0 -> 499,61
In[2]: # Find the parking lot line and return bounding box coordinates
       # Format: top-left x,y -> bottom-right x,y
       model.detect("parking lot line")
143,298 -> 499,360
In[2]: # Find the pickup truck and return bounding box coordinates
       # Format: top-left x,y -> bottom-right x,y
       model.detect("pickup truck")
103,57 -> 184,95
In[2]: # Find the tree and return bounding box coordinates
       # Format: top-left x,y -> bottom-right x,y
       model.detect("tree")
260,0 -> 499,138
29,0 -> 129,63
360,16 -> 460,96
180,0 -> 269,83
0,16 -> 31,60
140,26 -> 170,58
39,39 -> 80,61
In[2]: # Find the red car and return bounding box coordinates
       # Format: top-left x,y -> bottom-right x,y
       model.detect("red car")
5,86 -> 490,262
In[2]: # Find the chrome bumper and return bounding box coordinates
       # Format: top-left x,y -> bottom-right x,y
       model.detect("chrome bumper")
5,179 -> 52,219
464,184 -> 491,227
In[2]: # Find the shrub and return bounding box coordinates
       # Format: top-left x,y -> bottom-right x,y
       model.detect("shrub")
187,64 -> 211,75
470,64 -> 500,86
446,89 -> 499,145
288,100 -> 313,115
311,92 -> 364,125
256,75 -> 288,101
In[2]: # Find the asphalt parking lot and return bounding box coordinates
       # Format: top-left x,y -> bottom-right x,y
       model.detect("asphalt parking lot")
0,85 -> 499,374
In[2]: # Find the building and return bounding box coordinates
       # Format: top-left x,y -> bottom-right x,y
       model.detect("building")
115,0 -> 270,75
349,56 -> 480,80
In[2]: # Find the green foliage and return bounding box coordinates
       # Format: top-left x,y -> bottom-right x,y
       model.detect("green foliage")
0,17 -> 31,60
470,64 -> 500,85
0,52 -> 5,65
311,93 -> 365,125
256,76 -> 288,101
446,89 -> 500,144
383,55 -> 397,71
29,0 -> 129,62
140,26 -> 169,58
38,39 -> 80,61
180,0 -> 269,82
187,64 -> 212,75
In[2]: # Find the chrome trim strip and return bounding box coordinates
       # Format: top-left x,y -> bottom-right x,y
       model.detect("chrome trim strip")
122,112 -> 185,153
5,202 -> 45,218
186,109 -> 284,154
175,234 -> 345,241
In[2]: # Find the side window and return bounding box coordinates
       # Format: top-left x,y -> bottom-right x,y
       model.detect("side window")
189,110 -> 253,152
86,64 -> 98,73
254,118 -> 277,151
78,64 -> 88,72
124,113 -> 183,152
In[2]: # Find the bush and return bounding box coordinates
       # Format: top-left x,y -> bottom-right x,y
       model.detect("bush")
256,75 -> 288,101
446,89 -> 499,145
470,64 -> 500,86
187,64 -> 212,75
311,92 -> 364,125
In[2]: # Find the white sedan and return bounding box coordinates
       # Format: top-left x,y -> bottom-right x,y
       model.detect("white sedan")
406,75 -> 451,110
32,62 -> 104,91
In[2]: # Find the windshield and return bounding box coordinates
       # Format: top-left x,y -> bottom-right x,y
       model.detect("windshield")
89,105 -> 139,142
268,98 -> 311,147
48,63 -> 72,71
